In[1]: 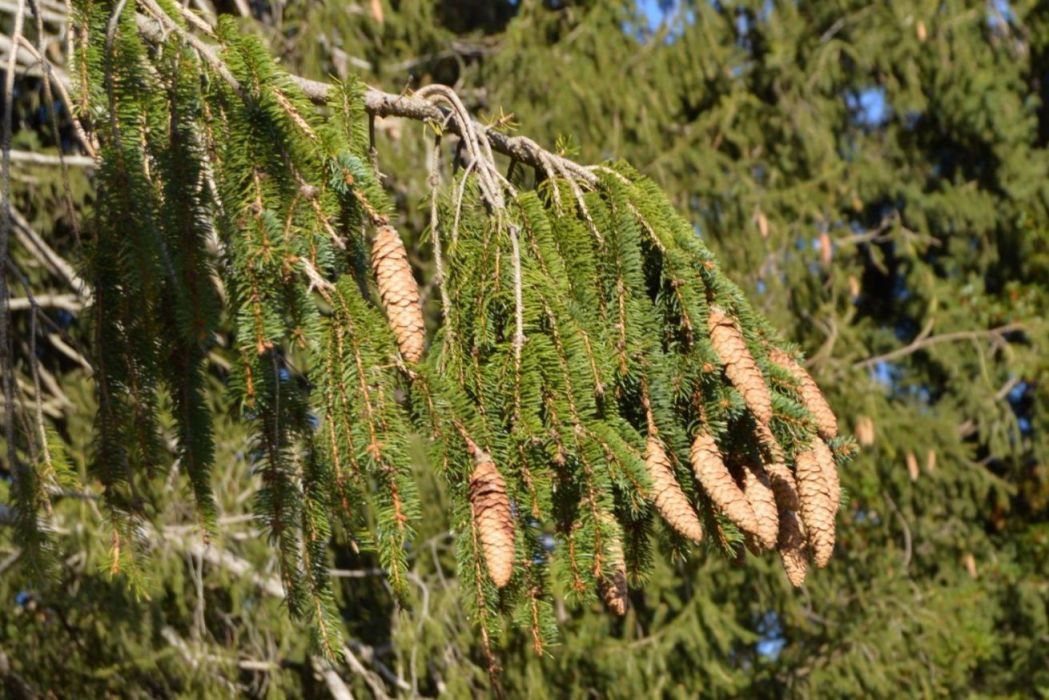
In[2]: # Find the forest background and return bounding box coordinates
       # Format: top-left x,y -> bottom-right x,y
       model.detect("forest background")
1,0 -> 1047,697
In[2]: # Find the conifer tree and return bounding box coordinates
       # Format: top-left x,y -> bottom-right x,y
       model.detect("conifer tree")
1,1 -> 1046,697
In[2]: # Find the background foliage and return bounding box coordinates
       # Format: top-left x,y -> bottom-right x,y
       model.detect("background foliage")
1,0 -> 1047,697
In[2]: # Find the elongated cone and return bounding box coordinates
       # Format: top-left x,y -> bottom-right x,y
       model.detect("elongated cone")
708,307 -> 772,424
795,444 -> 836,568
855,415 -> 875,446
690,431 -> 760,537
469,450 -> 515,587
741,458 -> 779,550
768,348 -> 837,439
645,436 -> 704,543
755,423 -> 800,511
778,510 -> 808,587
812,437 -> 840,515
906,451 -> 920,482
601,526 -> 629,616
372,225 -> 425,363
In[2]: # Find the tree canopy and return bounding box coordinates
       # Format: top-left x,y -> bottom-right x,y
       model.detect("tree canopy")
1,1 -> 1046,698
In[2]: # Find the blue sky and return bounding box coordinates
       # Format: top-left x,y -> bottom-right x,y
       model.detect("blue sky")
633,1 -> 890,125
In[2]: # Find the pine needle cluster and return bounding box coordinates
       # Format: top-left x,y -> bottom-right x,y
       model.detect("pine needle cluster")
54,0 -> 855,659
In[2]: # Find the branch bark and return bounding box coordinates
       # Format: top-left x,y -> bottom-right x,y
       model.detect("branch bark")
853,322 -> 1024,369
129,11 -> 596,185
8,149 -> 95,168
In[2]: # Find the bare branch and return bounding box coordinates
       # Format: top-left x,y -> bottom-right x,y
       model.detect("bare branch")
7,149 -> 95,168
7,293 -> 80,311
853,322 -> 1024,370
164,528 -> 408,695
11,206 -> 91,299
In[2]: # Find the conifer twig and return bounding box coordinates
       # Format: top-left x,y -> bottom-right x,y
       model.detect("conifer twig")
0,0 -> 26,510
853,322 -> 1024,369
427,134 -> 452,323
132,8 -> 595,187
11,35 -> 97,158
137,0 -> 242,96
508,222 -> 525,362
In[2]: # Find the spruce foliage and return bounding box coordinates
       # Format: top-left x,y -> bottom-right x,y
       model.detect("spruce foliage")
45,0 -> 854,662
3,1 -> 1047,697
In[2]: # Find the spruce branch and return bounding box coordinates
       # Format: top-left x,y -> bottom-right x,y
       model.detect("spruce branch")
44,0 -> 859,668
130,7 -> 596,187
853,322 -> 1025,369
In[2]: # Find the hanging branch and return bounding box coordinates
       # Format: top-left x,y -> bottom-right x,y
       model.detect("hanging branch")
11,0 -> 859,667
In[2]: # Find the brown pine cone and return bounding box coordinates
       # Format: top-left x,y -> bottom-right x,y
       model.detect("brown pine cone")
741,457 -> 779,550
778,509 -> 809,587
601,525 -> 629,616
645,436 -> 704,543
855,415 -> 875,446
812,437 -> 840,516
754,423 -> 801,511
906,451 -> 920,482
469,450 -> 515,588
795,444 -> 836,568
767,348 -> 837,439
707,307 -> 772,424
372,225 -> 425,363
689,430 -> 759,538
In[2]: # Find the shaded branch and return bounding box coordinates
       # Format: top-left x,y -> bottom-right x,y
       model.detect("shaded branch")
853,322 -> 1024,369
164,528 -> 408,695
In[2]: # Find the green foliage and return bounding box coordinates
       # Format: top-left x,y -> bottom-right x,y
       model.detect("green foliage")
2,0 -> 1047,698
54,0 -> 858,670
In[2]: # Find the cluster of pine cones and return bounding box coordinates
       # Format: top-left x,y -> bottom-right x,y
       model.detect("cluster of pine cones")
372,223 -> 842,597
671,308 -> 841,587
606,306 -> 841,603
